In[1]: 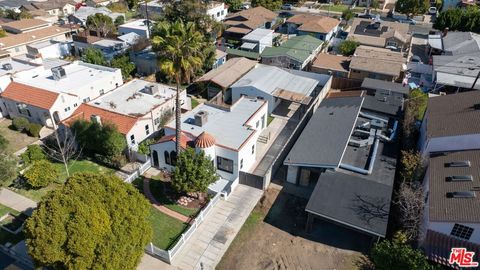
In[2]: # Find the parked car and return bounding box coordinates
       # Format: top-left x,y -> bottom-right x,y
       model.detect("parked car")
357,12 -> 379,19
399,18 -> 417,25
279,11 -> 295,18
410,55 -> 423,63
386,45 -> 400,52
281,3 -> 294,10
428,7 -> 437,15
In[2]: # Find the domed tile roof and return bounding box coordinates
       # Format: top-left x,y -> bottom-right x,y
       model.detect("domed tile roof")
195,132 -> 216,148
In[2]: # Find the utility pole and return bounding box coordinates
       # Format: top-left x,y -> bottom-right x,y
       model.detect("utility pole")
471,69 -> 480,90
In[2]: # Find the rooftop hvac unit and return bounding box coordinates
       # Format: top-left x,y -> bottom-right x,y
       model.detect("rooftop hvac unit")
2,63 -> 12,70
52,66 -> 66,81
194,111 -> 208,127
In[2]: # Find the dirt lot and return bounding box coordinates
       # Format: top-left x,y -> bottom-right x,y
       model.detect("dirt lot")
217,186 -> 371,270
0,119 -> 38,154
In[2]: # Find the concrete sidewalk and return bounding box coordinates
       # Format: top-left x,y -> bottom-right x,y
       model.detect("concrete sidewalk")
171,184 -> 263,270
0,188 -> 37,216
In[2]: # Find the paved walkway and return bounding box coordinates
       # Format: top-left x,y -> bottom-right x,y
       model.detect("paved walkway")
138,253 -> 177,270
0,188 -> 37,216
171,184 -> 263,270
143,178 -> 190,223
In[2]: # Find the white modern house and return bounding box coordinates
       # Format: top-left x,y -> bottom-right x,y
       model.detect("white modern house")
230,64 -> 330,113
62,79 -> 188,150
0,57 -> 44,94
240,28 -> 273,53
0,61 -> 123,127
419,91 -> 480,155
149,96 -> 268,193
26,40 -> 72,59
206,1 -> 228,22
118,19 -> 152,38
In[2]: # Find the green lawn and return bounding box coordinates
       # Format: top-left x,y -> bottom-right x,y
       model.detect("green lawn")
191,97 -> 200,109
267,115 -> 275,126
0,204 -> 18,218
149,179 -> 200,217
149,207 -> 188,250
0,204 -> 23,245
317,4 -> 365,13
8,159 -> 114,202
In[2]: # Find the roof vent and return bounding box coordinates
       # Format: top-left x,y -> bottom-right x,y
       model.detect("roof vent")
143,84 -> 159,95
2,63 -> 12,70
194,111 -> 208,127
52,66 -> 66,81
473,103 -> 480,110
446,191 -> 476,198
446,175 -> 474,182
445,161 -> 471,167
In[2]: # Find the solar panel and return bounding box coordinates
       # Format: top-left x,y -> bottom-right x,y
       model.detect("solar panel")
445,160 -> 471,167
446,175 -> 474,182
446,191 -> 476,198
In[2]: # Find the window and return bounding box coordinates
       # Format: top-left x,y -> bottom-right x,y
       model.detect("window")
130,134 -> 135,145
261,115 -> 266,129
99,89 -> 105,95
170,151 -> 177,166
352,70 -> 360,73
451,224 -> 474,240
145,124 -> 150,135
16,103 -> 31,117
217,12 -> 220,17
251,145 -> 255,154
64,107 -> 70,112
256,120 -> 259,128
221,10 -> 224,15
73,103 -> 78,107
154,117 -> 160,125
240,159 -> 243,169
164,151 -> 171,165
216,156 -> 233,173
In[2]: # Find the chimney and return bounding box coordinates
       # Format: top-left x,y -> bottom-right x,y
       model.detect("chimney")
90,115 -> 102,126
194,111 -> 208,127
443,27 -> 449,37
144,84 -> 159,95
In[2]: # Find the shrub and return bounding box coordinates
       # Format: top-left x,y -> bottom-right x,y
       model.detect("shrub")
21,145 -> 45,164
338,39 -> 360,56
23,160 -> 58,188
27,123 -> 42,137
12,117 -> 30,131
137,139 -> 154,155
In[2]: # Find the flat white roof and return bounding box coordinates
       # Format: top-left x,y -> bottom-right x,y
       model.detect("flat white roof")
93,39 -> 124,47
242,28 -> 273,42
89,79 -> 177,116
119,19 -> 151,30
0,58 -> 39,77
231,64 -> 322,97
27,40 -> 60,49
15,61 -> 119,95
166,97 -> 266,150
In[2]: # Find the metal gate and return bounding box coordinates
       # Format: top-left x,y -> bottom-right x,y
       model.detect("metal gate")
239,171 -> 264,190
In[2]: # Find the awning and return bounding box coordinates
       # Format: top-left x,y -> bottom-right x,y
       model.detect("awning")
208,178 -> 230,194
272,88 -> 312,105
240,42 -> 257,50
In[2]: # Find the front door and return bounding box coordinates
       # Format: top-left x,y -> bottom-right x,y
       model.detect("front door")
152,150 -> 159,167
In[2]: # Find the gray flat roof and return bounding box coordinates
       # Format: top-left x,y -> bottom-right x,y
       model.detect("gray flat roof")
165,97 -> 266,150
242,28 -> 273,42
361,78 -> 409,95
89,79 -> 177,116
306,170 -> 392,237
362,92 -> 404,116
284,96 -> 364,168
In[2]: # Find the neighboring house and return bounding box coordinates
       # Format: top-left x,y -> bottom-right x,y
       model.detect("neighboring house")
428,32 -> 480,56
361,78 -> 409,118
240,28 -> 273,53
138,0 -> 164,20
0,0 -> 29,12
420,150 -> 480,268
230,64 -> 331,113
149,96 -> 268,194
348,18 -> 411,51
130,49 -> 158,76
206,1 -> 228,22
118,19 -> 152,38
285,14 -> 340,42
261,35 -> 323,70
86,0 -> 120,7
223,7 -> 278,42
419,91 -> 480,155
0,57 -> 44,94
349,46 -> 405,82
69,6 -> 124,26
213,49 -> 227,69
311,53 -> 350,78
21,0 -> 77,17
26,40 -> 72,59
73,33 -> 126,60
118,32 -> 140,46
0,20 -> 69,56
284,94 -> 399,239
195,57 -> 257,99
62,79 -> 188,150
0,61 -> 123,127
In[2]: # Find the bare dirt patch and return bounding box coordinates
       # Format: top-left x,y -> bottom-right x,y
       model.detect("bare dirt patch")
217,187 -> 369,270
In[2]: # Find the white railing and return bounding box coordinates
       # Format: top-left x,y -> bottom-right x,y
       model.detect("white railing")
145,192 -> 222,263
123,159 -> 152,183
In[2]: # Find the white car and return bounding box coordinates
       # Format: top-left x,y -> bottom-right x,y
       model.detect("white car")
428,7 -> 437,15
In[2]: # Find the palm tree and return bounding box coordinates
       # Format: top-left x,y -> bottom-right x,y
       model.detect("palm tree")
152,21 -> 204,156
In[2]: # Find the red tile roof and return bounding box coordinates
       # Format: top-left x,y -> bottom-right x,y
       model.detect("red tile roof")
195,132 -> 216,148
156,133 -> 193,149
62,104 -> 138,134
1,82 -> 58,110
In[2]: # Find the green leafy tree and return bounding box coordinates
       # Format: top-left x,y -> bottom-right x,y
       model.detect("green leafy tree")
342,9 -> 355,21
86,13 -> 115,37
27,123 -> 42,137
400,150 -> 423,182
111,55 -> 135,80
172,147 -> 219,198
125,0 -> 139,9
152,21 -> 204,155
23,160 -> 58,188
21,145 -> 45,164
251,0 -> 282,11
0,134 -> 17,186
24,172 -> 152,269
12,117 -> 30,131
114,15 -> 125,27
434,7 -> 480,33
371,231 -> 432,270
338,39 -> 360,56
82,47 -> 107,66
395,0 -> 429,16
137,139 -> 154,155
403,88 -> 427,149
224,0 -> 243,11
